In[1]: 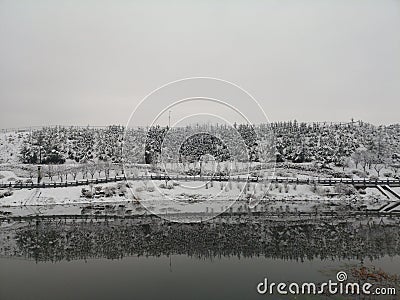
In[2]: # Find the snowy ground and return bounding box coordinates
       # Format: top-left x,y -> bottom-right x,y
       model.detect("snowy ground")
0,178 -> 392,218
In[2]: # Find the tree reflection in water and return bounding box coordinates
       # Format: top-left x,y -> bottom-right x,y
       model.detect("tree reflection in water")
4,217 -> 400,263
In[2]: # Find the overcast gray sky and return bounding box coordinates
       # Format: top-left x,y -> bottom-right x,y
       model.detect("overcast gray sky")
1,0 -> 399,128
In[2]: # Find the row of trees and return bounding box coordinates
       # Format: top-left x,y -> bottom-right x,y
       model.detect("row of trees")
21,162 -> 125,183
17,123 -> 400,178
19,126 -> 124,165
351,149 -> 400,176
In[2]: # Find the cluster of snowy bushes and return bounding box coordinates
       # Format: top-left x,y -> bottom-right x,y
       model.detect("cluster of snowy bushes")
81,183 -> 127,199
0,189 -> 13,199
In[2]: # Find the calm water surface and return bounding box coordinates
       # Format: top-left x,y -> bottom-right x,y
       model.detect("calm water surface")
1,255 -> 400,300
1,218 -> 399,300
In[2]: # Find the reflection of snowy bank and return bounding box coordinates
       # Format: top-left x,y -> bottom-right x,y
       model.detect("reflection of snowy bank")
1,217 -> 400,262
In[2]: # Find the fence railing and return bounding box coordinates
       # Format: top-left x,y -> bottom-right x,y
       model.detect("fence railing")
1,175 -> 400,189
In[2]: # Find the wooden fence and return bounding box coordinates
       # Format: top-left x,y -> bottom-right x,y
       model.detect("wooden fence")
1,175 -> 400,189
